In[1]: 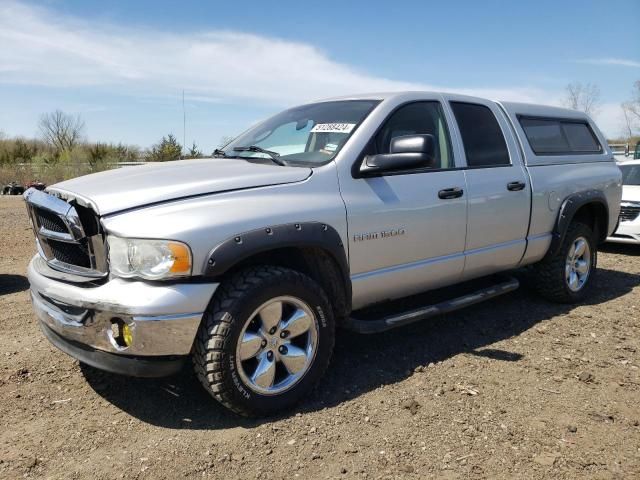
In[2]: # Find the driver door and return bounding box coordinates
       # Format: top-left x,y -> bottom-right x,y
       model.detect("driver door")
340,100 -> 468,309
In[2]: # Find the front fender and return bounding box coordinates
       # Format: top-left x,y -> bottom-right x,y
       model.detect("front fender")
203,222 -> 348,279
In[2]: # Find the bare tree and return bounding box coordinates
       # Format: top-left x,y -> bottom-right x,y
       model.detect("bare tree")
563,82 -> 601,115
38,110 -> 85,152
621,102 -> 636,138
623,80 -> 640,123
616,80 -> 640,140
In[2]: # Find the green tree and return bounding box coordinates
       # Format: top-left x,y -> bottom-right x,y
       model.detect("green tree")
185,141 -> 203,159
147,134 -> 182,162
88,142 -> 109,167
13,138 -> 36,162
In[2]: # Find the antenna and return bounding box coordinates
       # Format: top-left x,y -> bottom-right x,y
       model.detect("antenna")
182,89 -> 186,157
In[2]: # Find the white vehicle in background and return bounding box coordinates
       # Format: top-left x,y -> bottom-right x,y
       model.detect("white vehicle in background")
608,160 -> 640,244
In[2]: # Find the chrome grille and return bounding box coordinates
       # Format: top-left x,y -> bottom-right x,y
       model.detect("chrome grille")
47,239 -> 91,268
619,204 -> 640,223
24,188 -> 107,278
35,208 -> 67,233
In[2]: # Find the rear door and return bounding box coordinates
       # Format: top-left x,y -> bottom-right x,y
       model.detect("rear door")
446,98 -> 531,280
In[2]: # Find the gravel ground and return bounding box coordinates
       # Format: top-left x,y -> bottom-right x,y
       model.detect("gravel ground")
0,195 -> 639,479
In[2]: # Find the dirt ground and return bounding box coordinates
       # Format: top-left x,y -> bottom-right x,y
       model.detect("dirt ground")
0,195 -> 639,479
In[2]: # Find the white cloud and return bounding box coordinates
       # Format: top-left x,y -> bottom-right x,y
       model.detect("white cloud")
0,1 -> 627,139
576,58 -> 640,68
0,0 -> 552,107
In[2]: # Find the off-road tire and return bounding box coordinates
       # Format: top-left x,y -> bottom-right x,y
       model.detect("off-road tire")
531,221 -> 597,303
193,266 -> 335,417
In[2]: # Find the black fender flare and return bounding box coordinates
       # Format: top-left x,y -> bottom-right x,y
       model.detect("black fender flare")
203,221 -> 350,297
547,190 -> 609,258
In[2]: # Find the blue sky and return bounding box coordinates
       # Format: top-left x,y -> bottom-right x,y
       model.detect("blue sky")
0,0 -> 639,152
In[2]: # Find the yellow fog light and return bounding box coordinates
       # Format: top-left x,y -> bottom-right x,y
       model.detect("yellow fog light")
122,324 -> 133,347
110,318 -> 133,348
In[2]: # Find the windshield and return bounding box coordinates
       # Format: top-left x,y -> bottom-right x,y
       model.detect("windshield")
620,164 -> 640,186
221,100 -> 379,166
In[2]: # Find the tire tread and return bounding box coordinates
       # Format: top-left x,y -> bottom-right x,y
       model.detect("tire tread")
192,265 -> 334,416
531,221 -> 596,304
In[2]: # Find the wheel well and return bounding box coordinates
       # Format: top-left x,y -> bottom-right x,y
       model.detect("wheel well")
572,202 -> 608,243
221,246 -> 351,319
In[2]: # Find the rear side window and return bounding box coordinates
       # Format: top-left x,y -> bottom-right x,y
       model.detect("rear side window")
519,117 -> 602,155
450,102 -> 510,167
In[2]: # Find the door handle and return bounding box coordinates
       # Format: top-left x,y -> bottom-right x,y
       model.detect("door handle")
507,181 -> 526,191
438,187 -> 464,199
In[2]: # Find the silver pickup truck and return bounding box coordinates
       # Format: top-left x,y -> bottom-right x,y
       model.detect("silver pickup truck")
25,92 -> 622,416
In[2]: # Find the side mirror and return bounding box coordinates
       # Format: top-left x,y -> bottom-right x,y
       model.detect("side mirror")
359,134 -> 436,176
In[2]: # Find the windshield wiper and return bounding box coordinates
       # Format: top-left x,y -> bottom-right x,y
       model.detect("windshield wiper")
233,145 -> 286,166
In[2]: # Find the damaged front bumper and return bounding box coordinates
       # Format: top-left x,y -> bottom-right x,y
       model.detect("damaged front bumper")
27,255 -> 219,377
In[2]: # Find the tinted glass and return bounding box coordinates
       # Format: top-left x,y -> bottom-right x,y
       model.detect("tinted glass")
450,102 -> 510,167
519,118 -> 568,153
562,122 -> 601,152
375,102 -> 454,169
519,117 -> 601,154
620,165 -> 640,186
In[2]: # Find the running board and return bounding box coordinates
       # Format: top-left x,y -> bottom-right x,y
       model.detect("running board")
344,277 -> 519,334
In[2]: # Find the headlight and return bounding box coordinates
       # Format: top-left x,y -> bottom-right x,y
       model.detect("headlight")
107,236 -> 192,280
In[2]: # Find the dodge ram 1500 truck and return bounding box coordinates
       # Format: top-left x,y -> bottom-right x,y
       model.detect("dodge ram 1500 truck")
25,92 -> 622,416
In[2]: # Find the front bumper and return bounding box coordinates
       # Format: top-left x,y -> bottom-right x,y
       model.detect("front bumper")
28,255 -> 219,376
40,322 -> 187,377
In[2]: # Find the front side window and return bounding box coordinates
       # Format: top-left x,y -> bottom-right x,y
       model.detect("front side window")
222,100 -> 379,166
519,117 -> 602,155
374,102 -> 454,169
450,102 -> 510,167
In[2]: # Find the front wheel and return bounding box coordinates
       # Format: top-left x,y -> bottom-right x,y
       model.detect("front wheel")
531,221 -> 597,303
193,266 -> 335,417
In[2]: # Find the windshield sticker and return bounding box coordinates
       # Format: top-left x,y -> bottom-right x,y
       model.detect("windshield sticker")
311,123 -> 356,134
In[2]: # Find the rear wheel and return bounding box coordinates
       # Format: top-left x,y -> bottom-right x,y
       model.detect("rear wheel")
193,266 -> 335,417
532,221 -> 597,303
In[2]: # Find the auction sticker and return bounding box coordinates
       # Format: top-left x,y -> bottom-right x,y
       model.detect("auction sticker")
311,123 -> 356,133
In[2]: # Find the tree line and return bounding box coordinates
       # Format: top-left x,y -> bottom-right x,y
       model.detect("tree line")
0,110 -> 209,166
0,110 -> 218,185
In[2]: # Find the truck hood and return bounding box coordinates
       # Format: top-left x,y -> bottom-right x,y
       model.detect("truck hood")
48,158 -> 312,215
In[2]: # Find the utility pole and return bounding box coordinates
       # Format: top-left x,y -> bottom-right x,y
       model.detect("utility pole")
182,89 -> 186,158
